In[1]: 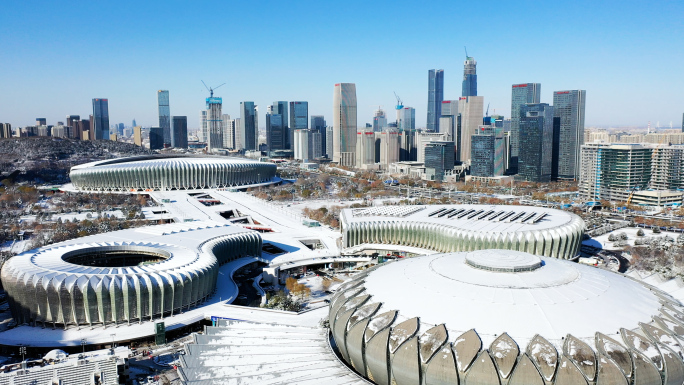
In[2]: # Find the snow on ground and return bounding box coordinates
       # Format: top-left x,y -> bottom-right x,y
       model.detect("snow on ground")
53,210 -> 125,222
279,199 -> 364,215
583,226 -> 681,251
0,240 -> 30,254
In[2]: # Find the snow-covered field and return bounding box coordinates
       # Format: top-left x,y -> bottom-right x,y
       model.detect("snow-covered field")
584,226 -> 682,251
54,210 -> 125,222
279,199 -> 364,214
298,274 -> 347,300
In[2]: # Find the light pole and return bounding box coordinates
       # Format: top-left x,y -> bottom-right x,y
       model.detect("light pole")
19,346 -> 26,362
81,338 -> 86,354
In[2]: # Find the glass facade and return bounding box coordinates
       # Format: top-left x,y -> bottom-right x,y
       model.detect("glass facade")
424,141 -> 454,181
240,101 -> 257,151
518,103 -> 554,182
427,69 -> 444,132
206,97 -> 223,151
158,90 -> 171,145
510,83 -> 541,173
333,83 -> 357,166
553,90 -> 586,180
266,113 -> 285,151
462,57 -> 477,96
92,98 -> 109,140
172,116 -> 188,149
149,126 -> 164,150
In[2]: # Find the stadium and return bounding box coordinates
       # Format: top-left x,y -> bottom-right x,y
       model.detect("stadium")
68,155 -> 278,191
329,249 -> 684,385
0,223 -> 261,329
340,204 -> 585,260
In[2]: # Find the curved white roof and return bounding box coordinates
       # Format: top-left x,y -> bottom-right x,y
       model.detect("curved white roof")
71,156 -> 266,171
362,250 -> 662,346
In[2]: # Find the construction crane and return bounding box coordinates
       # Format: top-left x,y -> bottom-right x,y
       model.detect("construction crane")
393,92 -> 403,110
202,80 -> 226,98
485,103 -> 490,117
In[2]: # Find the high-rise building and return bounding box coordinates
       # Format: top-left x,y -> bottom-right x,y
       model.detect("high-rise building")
427,69 -> 444,131
355,130 -> 376,167
510,83 -> 541,174
36,118 -> 46,126
471,125 -> 505,177
457,96 -> 484,164
240,101 -> 257,151
199,111 -> 207,142
378,129 -> 400,169
266,111 -> 285,152
462,56 -> 477,97
325,126 -> 334,160
272,101 -> 289,149
399,129 -> 416,161
221,114 -> 232,149
132,119 -> 137,128
518,103 -> 554,182
92,98 -> 109,140
77,120 -> 89,140
553,90 -> 586,180
372,108 -> 387,132
172,116 -> 188,149
333,83 -> 357,166
294,129 -> 309,161
0,123 -> 12,139
416,132 -> 450,163
289,102 -> 308,131
206,97 -> 223,151
158,90 -> 171,146
311,115 -> 327,157
439,99 -> 458,143
579,143 -> 652,202
398,107 -> 415,131
424,141 -> 455,181
149,126 -> 164,150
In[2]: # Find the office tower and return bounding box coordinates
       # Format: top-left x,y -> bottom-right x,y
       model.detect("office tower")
157,90 -> 171,146
132,119 -> 137,128
333,83 -> 357,166
510,83 -> 541,173
399,129 -> 416,161
379,129 -> 400,169
171,116 -> 188,149
149,127 -> 164,150
439,99 -> 458,142
294,130 -> 309,161
66,115 -> 80,139
199,111 -> 207,142
457,96 -> 484,164
206,96 -> 223,151
416,132 -> 450,163
325,126 -> 334,160
240,102 -> 257,151
553,90 -> 587,180
311,115 -> 327,157
551,117 -> 561,180
289,101 -> 308,136
462,55 -> 477,97
471,126 -> 505,177
77,120 -> 89,140
398,107 -> 415,131
0,123 -> 11,138
518,103 -> 554,182
223,119 -> 237,150
355,130 -> 376,167
36,118 -> 46,126
372,108 -> 387,132
116,123 -> 123,137
427,69 -> 444,131
424,141 -> 455,181
580,143 -> 652,201
271,101 -> 289,148
92,99 -> 109,140
310,130 -> 322,159
266,110 -> 285,152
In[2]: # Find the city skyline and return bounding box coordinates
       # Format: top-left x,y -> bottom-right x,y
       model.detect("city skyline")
0,1 -> 682,128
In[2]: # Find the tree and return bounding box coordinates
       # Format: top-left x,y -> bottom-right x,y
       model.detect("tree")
637,228 -> 645,236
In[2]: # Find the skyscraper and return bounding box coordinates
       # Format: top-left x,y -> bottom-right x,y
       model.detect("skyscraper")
439,100 -> 458,143
372,108 -> 387,132
553,90 -> 587,180
158,90 -> 171,146
325,126 -> 334,160
132,119 -> 137,128
518,103 -> 554,182
266,110 -> 285,152
272,101 -> 289,149
0,123 -> 12,139
206,97 -> 223,151
240,101 -> 257,151
471,125 -> 505,177
36,118 -> 46,126
66,115 -> 80,139
149,126 -> 164,150
311,115 -> 327,157
289,102 -> 308,130
424,141 -> 455,181
398,107 -> 415,131
171,116 -> 188,149
221,114 -> 232,149
333,83 -> 357,166
427,69 -> 444,131
457,96 -> 484,164
510,83 -> 541,173
92,98 -> 109,140
462,56 -> 477,97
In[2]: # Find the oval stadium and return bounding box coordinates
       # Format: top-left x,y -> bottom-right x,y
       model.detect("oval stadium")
68,155 -> 278,191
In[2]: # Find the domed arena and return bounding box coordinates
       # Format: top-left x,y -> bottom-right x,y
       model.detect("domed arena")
69,155 -> 278,191
329,249 -> 684,385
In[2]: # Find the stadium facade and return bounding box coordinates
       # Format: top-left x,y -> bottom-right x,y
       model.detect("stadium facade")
341,205 -> 584,259
69,156 -> 277,192
1,223 -> 261,328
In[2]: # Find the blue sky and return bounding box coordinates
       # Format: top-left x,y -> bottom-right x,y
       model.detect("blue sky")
1,0 -> 682,129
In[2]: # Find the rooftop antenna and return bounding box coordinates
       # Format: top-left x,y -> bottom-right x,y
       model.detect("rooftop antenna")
202,80 -> 226,98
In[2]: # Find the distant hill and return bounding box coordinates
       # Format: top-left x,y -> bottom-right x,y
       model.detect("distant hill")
0,137 -> 152,184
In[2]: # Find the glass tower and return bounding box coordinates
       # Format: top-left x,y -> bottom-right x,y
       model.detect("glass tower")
553,90 -> 586,180
333,83 -> 357,166
311,115 -> 327,157
171,116 -> 188,149
518,103 -> 554,182
240,101 -> 257,151
157,90 -> 171,145
206,97 -> 223,151
427,69 -> 444,131
289,101 -> 308,150
510,83 -> 541,173
462,56 -> 477,97
92,98 -> 109,140
266,111 -> 285,152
